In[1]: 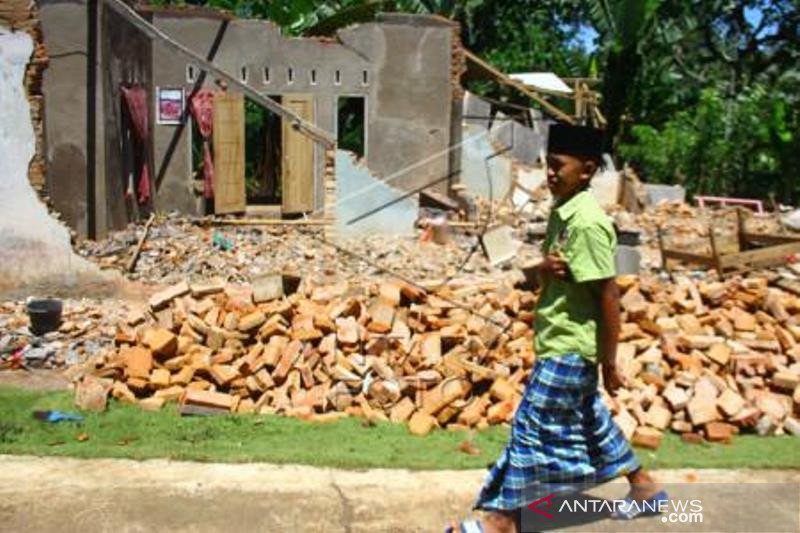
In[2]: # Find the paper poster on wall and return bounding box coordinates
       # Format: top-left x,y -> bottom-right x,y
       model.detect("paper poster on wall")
157,87 -> 185,124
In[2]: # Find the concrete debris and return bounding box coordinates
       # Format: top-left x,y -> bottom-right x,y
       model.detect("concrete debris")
0,299 -> 140,369
480,225 -> 521,266
75,213 -> 542,286
783,209 -> 800,232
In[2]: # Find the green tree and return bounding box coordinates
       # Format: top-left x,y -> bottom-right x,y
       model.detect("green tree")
585,0 -> 661,151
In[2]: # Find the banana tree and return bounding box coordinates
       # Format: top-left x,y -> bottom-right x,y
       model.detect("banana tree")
588,0 -> 661,152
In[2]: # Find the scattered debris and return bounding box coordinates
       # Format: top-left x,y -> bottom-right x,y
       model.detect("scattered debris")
75,214 -> 541,286
0,298 -> 138,369
74,375 -> 112,412
32,410 -> 84,423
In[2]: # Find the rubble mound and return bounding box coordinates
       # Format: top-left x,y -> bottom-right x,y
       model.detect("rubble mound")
70,272 -> 800,443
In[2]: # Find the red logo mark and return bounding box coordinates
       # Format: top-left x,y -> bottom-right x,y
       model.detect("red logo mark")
527,494 -> 555,520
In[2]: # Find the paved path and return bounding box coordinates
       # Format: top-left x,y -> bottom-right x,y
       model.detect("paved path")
0,455 -> 797,532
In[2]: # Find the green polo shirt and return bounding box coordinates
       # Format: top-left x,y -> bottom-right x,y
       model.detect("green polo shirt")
534,189 -> 617,364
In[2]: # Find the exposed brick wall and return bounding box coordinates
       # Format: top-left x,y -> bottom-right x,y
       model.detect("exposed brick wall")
449,24 -> 466,102
0,0 -> 48,191
323,147 -> 337,241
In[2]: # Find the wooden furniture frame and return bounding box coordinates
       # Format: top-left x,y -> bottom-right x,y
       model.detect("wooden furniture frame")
658,209 -> 800,278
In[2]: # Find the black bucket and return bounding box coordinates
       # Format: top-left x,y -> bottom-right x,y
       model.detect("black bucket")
26,298 -> 63,336
617,230 -> 641,247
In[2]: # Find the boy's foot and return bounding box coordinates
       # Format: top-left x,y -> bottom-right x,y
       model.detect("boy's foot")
627,469 -> 662,502
445,519 -> 485,532
446,512 -> 517,533
611,489 -> 669,520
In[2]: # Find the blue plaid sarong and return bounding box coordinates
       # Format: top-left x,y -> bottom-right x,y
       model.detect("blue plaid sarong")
475,353 -> 641,511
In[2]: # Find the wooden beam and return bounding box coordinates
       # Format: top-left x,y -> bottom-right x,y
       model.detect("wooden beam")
661,250 -> 716,266
126,213 -> 156,272
464,50 -> 575,124
200,218 -> 332,226
742,232 -> 800,247
102,0 -> 336,148
719,242 -> 800,270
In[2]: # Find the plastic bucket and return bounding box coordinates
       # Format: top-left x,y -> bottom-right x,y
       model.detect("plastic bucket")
617,230 -> 641,247
26,298 -> 63,336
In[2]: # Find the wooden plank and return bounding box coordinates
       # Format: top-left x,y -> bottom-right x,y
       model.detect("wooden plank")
204,218 -> 330,226
661,250 -> 716,266
103,0 -> 335,148
718,242 -> 800,270
282,94 -> 315,214
126,213 -> 155,272
464,50 -> 575,124
742,232 -> 800,247
213,93 -> 246,214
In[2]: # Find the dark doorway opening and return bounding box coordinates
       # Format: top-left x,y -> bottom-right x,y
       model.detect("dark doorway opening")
337,96 -> 366,159
245,95 -> 282,205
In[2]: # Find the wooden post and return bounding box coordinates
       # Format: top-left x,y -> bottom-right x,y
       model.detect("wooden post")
656,226 -> 672,280
708,223 -> 724,279
736,208 -> 748,252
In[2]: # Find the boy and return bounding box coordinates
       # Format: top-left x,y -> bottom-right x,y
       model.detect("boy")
448,124 -> 665,533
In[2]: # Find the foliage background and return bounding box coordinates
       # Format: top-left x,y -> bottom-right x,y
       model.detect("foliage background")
152,0 -> 800,203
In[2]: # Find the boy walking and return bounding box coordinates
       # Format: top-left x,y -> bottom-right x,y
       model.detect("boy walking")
449,124 -> 665,533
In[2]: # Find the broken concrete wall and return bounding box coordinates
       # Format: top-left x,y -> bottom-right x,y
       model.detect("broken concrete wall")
340,15 -> 456,194
149,11 -> 457,216
643,183 -> 686,205
149,10 -> 372,215
460,122 -> 513,201
459,93 -> 548,203
0,28 -> 112,298
489,111 -> 546,167
334,150 -> 417,239
102,5 -> 153,230
39,0 -> 90,234
40,7 -> 461,234
0,0 -> 47,191
590,155 -> 622,208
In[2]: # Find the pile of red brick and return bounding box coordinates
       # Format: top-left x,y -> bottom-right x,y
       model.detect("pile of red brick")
77,276 -> 537,435
75,272 -> 800,445
610,274 -> 800,447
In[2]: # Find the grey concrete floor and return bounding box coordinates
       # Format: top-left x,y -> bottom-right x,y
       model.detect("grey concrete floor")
0,456 -> 797,532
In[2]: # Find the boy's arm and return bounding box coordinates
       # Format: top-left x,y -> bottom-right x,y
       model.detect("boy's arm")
597,277 -> 626,393
519,255 -> 569,291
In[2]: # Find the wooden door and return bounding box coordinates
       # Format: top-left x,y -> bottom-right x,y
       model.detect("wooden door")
282,94 -> 315,214
213,92 -> 246,214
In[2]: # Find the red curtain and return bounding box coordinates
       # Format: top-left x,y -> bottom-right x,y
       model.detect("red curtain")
120,86 -> 152,205
190,90 -> 215,199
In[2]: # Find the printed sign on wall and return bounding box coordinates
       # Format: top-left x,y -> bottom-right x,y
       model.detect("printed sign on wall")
156,87 -> 185,125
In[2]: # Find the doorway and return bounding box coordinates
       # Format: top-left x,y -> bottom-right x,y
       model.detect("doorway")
246,95 -> 282,205
336,96 -> 366,159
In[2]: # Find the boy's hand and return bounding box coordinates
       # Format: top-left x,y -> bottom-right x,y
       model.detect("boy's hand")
541,253 -> 570,280
602,361 -> 627,394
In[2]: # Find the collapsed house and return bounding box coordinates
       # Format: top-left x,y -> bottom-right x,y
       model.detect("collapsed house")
36,3 -> 455,237
26,0 -> 572,241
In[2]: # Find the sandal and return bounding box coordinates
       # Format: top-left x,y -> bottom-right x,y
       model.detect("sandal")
444,519 -> 485,532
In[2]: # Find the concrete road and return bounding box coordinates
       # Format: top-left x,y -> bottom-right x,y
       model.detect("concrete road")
0,455 -> 797,532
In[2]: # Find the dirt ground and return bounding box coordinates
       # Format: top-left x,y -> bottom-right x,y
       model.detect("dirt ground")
0,369 -> 70,390
0,456 -> 797,532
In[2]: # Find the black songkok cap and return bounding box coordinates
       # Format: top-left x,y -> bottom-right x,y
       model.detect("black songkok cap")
547,123 -> 604,159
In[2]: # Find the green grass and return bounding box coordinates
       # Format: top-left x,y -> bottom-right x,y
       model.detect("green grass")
0,386 -> 797,470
